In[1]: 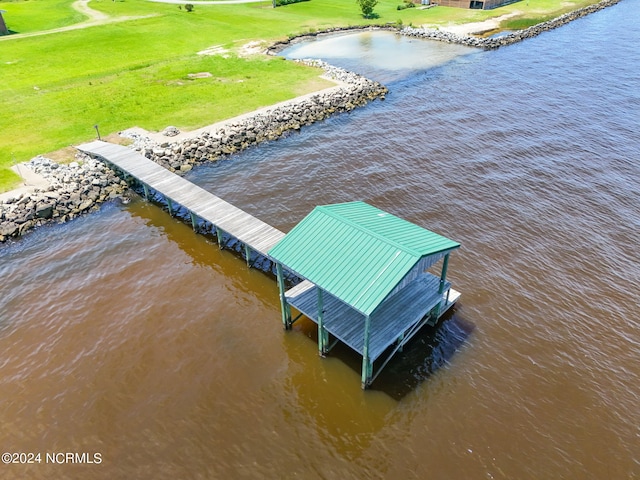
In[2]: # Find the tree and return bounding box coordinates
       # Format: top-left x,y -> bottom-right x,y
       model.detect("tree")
356,0 -> 378,18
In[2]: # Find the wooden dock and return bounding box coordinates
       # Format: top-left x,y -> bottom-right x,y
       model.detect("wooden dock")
76,140 -> 284,261
77,142 -> 463,389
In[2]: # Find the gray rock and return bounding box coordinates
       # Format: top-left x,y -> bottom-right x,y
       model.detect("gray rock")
19,220 -> 34,235
16,211 -> 35,224
87,191 -> 100,202
0,221 -> 18,237
78,200 -> 94,211
44,191 -> 61,200
162,126 -> 180,137
36,203 -> 54,219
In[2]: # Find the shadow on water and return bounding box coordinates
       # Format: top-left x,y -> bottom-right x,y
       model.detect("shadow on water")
291,307 -> 475,401
374,310 -> 476,400
124,194 -> 274,275
124,186 -> 285,278
124,190 -> 476,401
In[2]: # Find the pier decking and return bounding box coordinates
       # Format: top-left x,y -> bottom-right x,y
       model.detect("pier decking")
285,274 -> 459,361
77,140 -> 284,259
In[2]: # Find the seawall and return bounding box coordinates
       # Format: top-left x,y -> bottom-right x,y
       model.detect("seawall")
0,0 -> 621,242
401,0 -> 622,49
0,61 -> 387,243
136,60 -> 387,172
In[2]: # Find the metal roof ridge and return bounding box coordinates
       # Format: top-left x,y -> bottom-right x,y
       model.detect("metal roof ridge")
316,203 -> 427,259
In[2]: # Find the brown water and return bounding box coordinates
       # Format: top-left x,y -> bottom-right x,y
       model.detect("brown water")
1,2 -> 639,478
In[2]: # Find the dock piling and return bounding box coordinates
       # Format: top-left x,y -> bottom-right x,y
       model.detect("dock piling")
166,197 -> 174,216
317,288 -> 328,356
190,212 -> 199,231
276,263 -> 292,329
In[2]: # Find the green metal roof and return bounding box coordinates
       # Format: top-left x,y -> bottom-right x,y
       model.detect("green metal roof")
268,201 -> 460,316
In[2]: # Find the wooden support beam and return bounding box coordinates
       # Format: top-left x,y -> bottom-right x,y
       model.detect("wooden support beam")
361,315 -> 372,389
317,288 -> 328,356
431,253 -> 451,323
276,263 -> 292,329
190,212 -> 199,231
166,197 -> 174,217
244,245 -> 252,267
142,184 -> 150,201
215,227 -> 224,249
370,311 -> 435,386
326,337 -> 340,353
439,253 -> 450,295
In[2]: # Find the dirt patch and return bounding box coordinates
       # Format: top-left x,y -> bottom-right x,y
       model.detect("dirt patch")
42,134 -> 131,164
188,72 -> 213,79
197,45 -> 230,57
103,133 -> 133,146
197,41 -> 266,58
238,40 -> 266,57
436,12 -> 521,36
41,146 -> 81,164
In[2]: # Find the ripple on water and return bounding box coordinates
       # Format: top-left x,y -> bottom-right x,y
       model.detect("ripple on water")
2,4 -> 640,477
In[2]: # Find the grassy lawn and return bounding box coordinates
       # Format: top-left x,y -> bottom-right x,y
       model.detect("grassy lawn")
0,0 -> 85,33
0,0 -> 603,191
496,0 -> 601,29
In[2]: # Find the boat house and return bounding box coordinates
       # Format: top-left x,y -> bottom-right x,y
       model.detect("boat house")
268,201 -> 461,389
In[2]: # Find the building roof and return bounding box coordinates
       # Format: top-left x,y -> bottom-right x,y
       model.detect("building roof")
268,201 -> 460,316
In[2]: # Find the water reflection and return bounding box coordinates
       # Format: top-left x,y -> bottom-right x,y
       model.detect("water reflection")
283,317 -> 396,463
2,2 -> 640,476
282,30 -> 480,83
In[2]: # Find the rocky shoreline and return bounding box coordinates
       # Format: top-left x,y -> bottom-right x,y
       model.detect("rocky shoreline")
0,61 -> 387,243
400,0 -> 621,49
0,157 -> 128,242
134,60 -> 387,172
268,0 -> 621,52
0,0 -> 622,243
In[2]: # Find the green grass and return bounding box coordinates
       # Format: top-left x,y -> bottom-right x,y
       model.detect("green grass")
496,0 -> 599,30
0,0 -> 604,192
0,167 -> 19,188
0,0 -> 85,33
502,15 -> 555,30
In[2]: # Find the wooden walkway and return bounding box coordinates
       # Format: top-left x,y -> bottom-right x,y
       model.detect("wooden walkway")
76,140 -> 285,259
